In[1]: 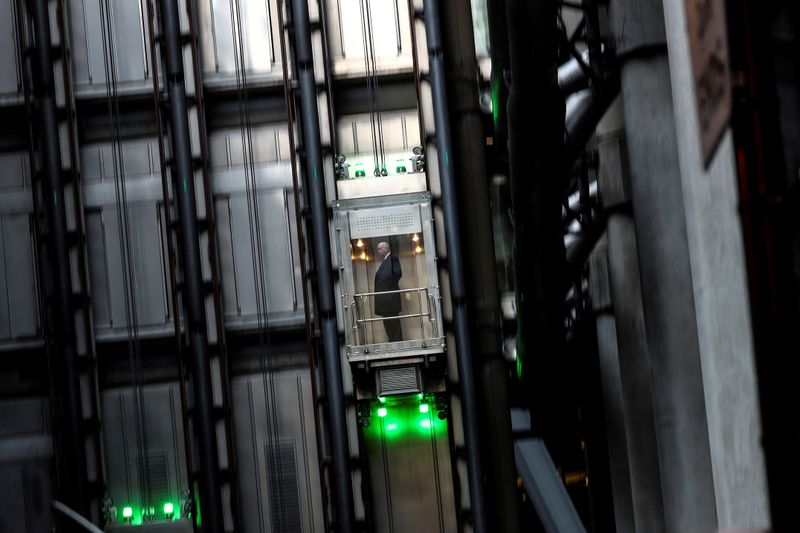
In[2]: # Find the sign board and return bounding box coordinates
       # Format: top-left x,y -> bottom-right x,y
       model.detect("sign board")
685,0 -> 732,166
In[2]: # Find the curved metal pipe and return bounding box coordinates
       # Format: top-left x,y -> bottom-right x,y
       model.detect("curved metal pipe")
558,50 -> 592,95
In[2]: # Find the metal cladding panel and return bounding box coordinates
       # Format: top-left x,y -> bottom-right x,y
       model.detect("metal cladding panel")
0,397 -> 53,533
81,140 -> 172,339
84,204 -> 172,338
0,152 -> 40,346
101,384 -> 188,518
326,0 -> 413,74
68,0 -> 153,94
231,370 -> 324,533
198,0 -> 276,81
0,0 -> 21,99
209,127 -> 303,330
215,190 -> 302,328
0,214 -> 40,339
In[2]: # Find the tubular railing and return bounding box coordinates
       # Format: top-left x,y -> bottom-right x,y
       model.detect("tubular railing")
347,287 -> 441,351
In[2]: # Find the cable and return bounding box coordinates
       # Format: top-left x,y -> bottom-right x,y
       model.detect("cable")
358,0 -> 381,173
363,0 -> 387,174
98,0 -> 151,513
228,0 -> 291,529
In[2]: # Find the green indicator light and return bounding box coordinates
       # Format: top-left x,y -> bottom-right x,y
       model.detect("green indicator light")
444,151 -> 449,165
377,407 -> 387,417
417,393 -> 424,400
419,403 -> 429,413
53,191 -> 58,206
122,507 -> 133,518
164,503 -> 174,515
378,396 -> 386,404
386,423 -> 398,430
420,419 -> 431,429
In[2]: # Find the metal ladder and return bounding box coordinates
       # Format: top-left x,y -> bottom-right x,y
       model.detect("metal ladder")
144,0 -> 241,529
14,0 -> 106,523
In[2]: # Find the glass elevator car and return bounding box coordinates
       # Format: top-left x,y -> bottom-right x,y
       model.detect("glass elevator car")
333,192 -> 446,398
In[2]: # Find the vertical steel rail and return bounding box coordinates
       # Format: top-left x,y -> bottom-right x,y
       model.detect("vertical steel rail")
144,0 -> 196,523
157,0 -> 225,530
289,0 -> 356,529
422,1 -> 488,531
276,0 -> 332,526
29,0 -> 90,520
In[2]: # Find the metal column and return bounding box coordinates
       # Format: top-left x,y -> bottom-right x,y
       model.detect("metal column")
289,0 -> 356,530
25,0 -> 104,523
423,1 -> 488,531
157,0 -> 225,530
436,1 -> 519,530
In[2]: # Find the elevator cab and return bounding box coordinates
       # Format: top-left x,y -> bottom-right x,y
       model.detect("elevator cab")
333,192 -> 445,398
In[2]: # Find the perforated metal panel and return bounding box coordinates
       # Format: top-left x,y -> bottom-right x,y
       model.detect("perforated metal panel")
265,440 -> 302,533
377,366 -> 421,396
137,451 -> 170,507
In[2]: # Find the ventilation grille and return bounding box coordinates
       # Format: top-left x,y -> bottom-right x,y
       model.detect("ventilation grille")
349,205 -> 421,238
137,451 -> 169,507
265,440 -> 301,533
377,366 -> 421,396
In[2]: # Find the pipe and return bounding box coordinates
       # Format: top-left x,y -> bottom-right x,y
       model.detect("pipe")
558,50 -> 592,95
436,0 -> 520,530
158,1 -> 225,530
30,0 -> 90,522
564,79 -> 620,164
423,2 -> 488,531
289,0 -> 356,530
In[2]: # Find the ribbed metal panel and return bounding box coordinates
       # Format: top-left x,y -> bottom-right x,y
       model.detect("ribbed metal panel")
377,366 -> 421,396
137,450 -> 169,506
265,440 -> 301,533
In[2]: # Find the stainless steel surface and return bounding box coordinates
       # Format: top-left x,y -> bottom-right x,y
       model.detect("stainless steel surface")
231,370 -> 325,533
67,0 -> 154,96
0,397 -> 54,533
325,0 -> 413,76
101,384 -> 189,519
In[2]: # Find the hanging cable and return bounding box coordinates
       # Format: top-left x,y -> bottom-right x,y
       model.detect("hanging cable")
357,0 -> 381,174
98,0 -> 152,514
363,0 -> 387,174
228,0 -> 291,528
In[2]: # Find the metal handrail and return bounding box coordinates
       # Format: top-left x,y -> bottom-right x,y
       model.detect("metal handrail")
347,286 -> 442,349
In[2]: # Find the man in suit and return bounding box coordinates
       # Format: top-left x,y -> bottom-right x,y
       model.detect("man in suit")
374,241 -> 403,342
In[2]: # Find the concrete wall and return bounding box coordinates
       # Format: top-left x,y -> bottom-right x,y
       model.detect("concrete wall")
662,0 -> 771,527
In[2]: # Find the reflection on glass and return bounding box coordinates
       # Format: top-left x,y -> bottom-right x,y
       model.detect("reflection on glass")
348,233 -> 434,346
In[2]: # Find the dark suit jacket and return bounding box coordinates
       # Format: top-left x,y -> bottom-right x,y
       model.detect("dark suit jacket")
374,254 -> 402,316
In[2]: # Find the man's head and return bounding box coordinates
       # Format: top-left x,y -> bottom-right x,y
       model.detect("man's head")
377,242 -> 391,259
